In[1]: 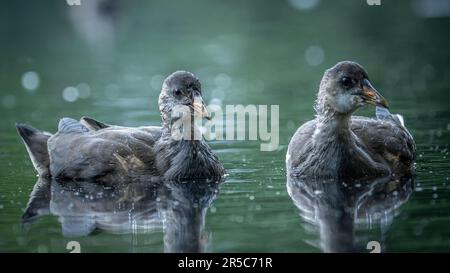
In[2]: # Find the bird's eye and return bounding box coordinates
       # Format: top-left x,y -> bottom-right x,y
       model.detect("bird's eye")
341,77 -> 353,89
174,89 -> 183,96
188,83 -> 198,91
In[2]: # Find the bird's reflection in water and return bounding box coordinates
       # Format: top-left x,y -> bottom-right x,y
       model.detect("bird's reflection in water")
287,176 -> 414,252
22,177 -> 222,253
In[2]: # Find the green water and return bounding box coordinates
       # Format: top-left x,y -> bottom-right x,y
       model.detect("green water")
1,0 -> 449,252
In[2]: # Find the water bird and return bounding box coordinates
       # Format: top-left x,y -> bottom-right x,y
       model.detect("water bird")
286,61 -> 416,181
16,71 -> 225,183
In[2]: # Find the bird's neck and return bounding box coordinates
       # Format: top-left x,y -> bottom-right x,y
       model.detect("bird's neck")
160,117 -> 206,156
314,111 -> 353,145
162,114 -> 203,141
311,111 -> 387,180
156,134 -> 222,180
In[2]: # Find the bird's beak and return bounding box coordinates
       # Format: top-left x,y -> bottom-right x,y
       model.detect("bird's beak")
361,79 -> 389,108
192,95 -> 211,120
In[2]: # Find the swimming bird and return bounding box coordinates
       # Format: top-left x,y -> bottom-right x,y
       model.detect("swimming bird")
286,61 -> 416,181
17,71 -> 225,183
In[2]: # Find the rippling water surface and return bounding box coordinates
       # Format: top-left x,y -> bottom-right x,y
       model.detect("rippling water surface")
0,0 -> 449,252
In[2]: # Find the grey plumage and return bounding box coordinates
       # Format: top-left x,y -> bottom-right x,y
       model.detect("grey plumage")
58,118 -> 89,133
16,124 -> 52,177
17,71 -> 225,182
80,116 -> 110,130
287,61 -> 416,181
47,118 -> 161,183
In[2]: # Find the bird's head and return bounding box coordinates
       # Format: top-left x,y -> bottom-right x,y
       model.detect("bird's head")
159,71 -> 210,129
316,61 -> 388,116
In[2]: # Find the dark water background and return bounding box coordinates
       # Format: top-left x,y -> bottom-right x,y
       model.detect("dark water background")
0,0 -> 449,252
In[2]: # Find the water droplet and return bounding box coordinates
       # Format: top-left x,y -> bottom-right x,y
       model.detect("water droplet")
62,86 -> 79,102
77,83 -> 91,99
305,45 -> 325,66
21,71 -> 40,92
288,0 -> 320,11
